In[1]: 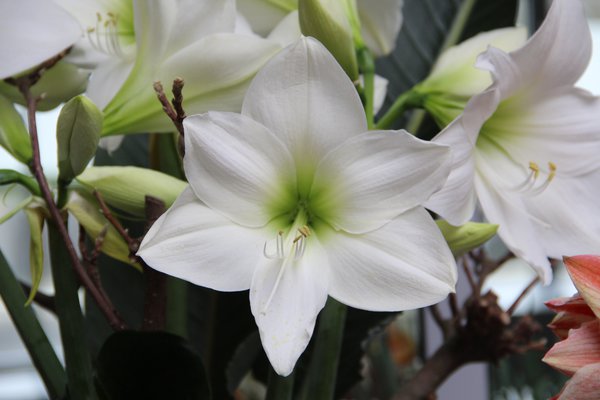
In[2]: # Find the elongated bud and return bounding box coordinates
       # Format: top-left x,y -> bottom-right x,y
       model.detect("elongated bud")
66,191 -> 139,268
436,220 -> 498,257
0,94 -> 32,164
415,28 -> 527,128
299,0 -> 359,80
57,95 -> 103,182
76,166 -> 187,217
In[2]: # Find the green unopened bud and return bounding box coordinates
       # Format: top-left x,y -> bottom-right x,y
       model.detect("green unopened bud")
299,0 -> 359,80
23,207 -> 45,306
0,94 -> 32,164
66,191 -> 140,268
57,95 -> 103,182
416,27 -> 527,128
76,166 -> 187,217
436,220 -> 498,257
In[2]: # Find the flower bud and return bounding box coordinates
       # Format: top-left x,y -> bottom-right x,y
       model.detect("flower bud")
57,95 -> 103,182
0,94 -> 32,164
415,28 -> 527,128
76,166 -> 187,217
299,0 -> 359,80
436,220 -> 498,256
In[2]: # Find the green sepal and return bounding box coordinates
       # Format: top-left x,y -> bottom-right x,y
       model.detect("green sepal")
56,95 -> 103,182
299,0 -> 359,80
76,166 -> 187,217
23,207 -> 45,306
436,220 -> 498,256
65,191 -> 141,269
0,94 -> 32,164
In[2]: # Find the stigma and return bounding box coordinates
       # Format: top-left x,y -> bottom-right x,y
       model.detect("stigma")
512,161 -> 556,196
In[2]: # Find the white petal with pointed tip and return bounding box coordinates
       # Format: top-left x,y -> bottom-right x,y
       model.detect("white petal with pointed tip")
138,187 -> 266,291
242,37 -> 367,169
0,0 -> 81,79
357,0 -> 403,56
183,112 -> 297,228
322,207 -> 456,311
250,234 -> 329,376
310,130 -> 451,234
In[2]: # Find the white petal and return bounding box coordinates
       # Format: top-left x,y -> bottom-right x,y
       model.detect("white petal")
160,33 -> 281,99
237,0 -> 293,36
0,0 -> 82,79
183,112 -> 297,228
242,37 -> 367,173
138,187 -> 266,291
267,11 -> 301,48
510,0 -> 592,90
98,136 -> 124,154
425,120 -> 477,226
310,130 -> 451,234
321,207 -> 456,311
474,160 -> 553,284
485,87 -> 600,177
357,0 -> 403,56
87,57 -> 134,110
373,74 -> 389,114
250,234 -> 329,376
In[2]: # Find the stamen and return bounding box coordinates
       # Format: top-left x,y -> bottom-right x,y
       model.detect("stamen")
511,160 -> 557,196
86,11 -> 124,57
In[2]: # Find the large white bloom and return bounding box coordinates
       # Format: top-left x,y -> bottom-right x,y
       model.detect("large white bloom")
56,0 -> 281,138
425,0 -> 600,284
138,37 -> 456,376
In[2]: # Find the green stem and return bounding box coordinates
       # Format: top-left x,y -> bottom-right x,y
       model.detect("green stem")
49,188 -> 97,399
149,133 -> 188,337
375,90 -> 425,130
300,297 -> 347,400
266,367 -> 295,400
357,47 -> 375,129
0,250 -> 66,399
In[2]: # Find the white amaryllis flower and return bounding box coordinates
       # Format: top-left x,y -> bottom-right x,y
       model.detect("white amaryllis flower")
138,37 -> 456,376
425,0 -> 600,284
56,0 -> 281,137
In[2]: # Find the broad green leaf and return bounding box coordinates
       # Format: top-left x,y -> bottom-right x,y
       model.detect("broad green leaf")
57,95 -> 103,182
0,169 -> 40,196
76,166 -> 186,217
23,207 -> 45,306
0,93 -> 32,164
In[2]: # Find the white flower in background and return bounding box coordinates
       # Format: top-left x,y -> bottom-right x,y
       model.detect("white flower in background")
56,0 -> 281,138
425,0 -> 600,284
0,0 -> 81,80
237,0 -> 403,56
138,37 -> 456,376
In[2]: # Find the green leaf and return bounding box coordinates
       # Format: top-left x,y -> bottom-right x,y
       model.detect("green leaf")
23,207 -> 45,306
0,169 -> 41,195
0,93 -> 32,164
65,191 -> 140,268
76,166 -> 187,217
95,330 -> 210,400
57,95 -> 103,182
436,220 -> 498,256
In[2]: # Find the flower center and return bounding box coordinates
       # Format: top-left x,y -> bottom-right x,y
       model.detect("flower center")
86,8 -> 135,58
511,161 -> 556,196
260,208 -> 310,314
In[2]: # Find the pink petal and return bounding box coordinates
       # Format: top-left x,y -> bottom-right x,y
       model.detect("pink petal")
543,320 -> 600,376
555,363 -> 600,400
564,256 -> 600,319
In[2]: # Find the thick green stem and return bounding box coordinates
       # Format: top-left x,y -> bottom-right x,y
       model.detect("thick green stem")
49,222 -> 97,400
266,367 -> 295,400
375,90 -> 425,130
301,297 -> 347,400
0,250 -> 66,399
357,47 -> 375,129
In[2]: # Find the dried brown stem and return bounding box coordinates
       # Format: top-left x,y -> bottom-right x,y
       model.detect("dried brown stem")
16,78 -> 126,331
153,80 -> 185,137
93,190 -> 139,257
461,256 -> 477,295
20,283 -> 56,313
507,277 -> 540,316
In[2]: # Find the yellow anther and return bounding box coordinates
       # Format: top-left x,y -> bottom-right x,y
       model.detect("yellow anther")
96,12 -> 102,21
299,225 -> 311,238
529,161 -> 540,179
87,27 -> 95,33
548,162 -> 557,181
